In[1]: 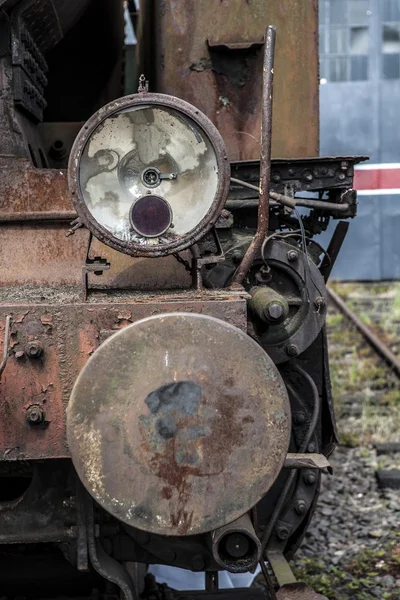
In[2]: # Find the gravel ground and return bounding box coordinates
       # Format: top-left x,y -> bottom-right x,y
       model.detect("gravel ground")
290,283 -> 400,599
293,447 -> 400,599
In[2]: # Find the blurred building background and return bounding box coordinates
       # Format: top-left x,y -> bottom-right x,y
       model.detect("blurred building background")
319,0 -> 400,280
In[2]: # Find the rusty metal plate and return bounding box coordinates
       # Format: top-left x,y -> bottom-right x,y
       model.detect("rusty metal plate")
67,312 -> 290,536
0,291 -> 247,461
141,0 -> 319,160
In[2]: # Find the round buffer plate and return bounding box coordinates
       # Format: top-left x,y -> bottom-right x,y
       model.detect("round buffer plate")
67,313 -> 291,536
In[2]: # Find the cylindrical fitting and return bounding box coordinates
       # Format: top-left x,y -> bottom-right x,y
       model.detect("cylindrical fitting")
211,513 -> 261,573
250,287 -> 289,324
49,139 -> 67,160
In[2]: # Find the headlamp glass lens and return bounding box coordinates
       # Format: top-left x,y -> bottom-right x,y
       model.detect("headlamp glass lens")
129,195 -> 172,238
79,105 -> 219,244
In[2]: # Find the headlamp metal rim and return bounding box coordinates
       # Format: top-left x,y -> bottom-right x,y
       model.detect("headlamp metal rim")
68,93 -> 230,258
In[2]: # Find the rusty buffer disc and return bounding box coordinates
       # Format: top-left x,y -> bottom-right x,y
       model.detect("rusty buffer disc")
67,313 -> 291,536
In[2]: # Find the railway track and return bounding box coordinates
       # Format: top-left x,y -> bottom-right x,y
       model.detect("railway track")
327,287 -> 400,378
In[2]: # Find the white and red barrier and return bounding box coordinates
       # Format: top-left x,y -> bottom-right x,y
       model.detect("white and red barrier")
354,163 -> 400,196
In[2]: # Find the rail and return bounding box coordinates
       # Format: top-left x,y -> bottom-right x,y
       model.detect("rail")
327,287 -> 400,378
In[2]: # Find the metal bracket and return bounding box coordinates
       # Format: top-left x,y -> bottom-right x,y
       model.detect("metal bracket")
207,37 -> 265,51
267,550 -> 297,588
138,73 -> 149,93
82,232 -> 111,301
267,551 -> 329,598
284,453 -> 333,474
85,494 -> 136,600
192,228 -> 225,290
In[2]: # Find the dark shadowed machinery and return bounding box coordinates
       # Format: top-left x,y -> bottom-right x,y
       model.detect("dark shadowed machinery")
0,1 -> 365,599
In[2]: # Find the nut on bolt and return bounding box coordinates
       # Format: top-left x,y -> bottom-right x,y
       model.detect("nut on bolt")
286,344 -> 299,357
314,296 -> 324,309
304,471 -> 317,485
294,499 -> 307,515
287,249 -> 298,262
276,525 -> 290,540
26,341 -> 43,359
266,301 -> 284,321
26,405 -> 45,425
294,411 -> 306,425
231,249 -> 244,263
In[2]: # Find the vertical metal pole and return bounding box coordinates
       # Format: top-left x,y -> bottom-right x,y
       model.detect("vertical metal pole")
230,25 -> 276,287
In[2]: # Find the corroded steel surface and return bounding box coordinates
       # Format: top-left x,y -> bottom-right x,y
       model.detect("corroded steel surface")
0,158 -> 71,214
0,158 -> 192,287
0,157 -> 86,286
143,0 -> 319,160
0,292 -> 247,460
67,313 -> 291,536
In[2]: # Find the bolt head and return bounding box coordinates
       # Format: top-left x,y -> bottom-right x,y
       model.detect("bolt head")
294,411 -> 306,425
231,250 -> 243,263
266,301 -> 284,320
286,344 -> 299,357
26,405 -> 45,425
295,499 -> 307,515
287,250 -> 298,262
26,341 -> 43,358
276,526 -> 290,540
308,442 -> 316,453
304,471 -> 317,485
314,296 -> 324,309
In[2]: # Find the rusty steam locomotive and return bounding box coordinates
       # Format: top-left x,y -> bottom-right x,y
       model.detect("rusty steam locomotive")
0,1 -> 365,598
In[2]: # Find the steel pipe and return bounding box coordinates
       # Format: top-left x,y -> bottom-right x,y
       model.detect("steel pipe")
211,513 -> 262,573
230,25 -> 276,286
0,211 -> 77,223
228,178 -> 350,212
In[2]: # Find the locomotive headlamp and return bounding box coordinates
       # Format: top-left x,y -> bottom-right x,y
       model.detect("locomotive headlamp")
68,94 -> 230,256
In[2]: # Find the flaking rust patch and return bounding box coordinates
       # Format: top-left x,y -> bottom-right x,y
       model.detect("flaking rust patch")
14,311 -> 29,323
117,309 -> 132,321
40,315 -> 53,325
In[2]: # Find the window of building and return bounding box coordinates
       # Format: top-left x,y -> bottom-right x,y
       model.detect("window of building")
320,0 -> 371,82
382,0 -> 400,78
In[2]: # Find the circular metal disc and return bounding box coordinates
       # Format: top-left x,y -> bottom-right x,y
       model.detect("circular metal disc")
67,313 -> 290,536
